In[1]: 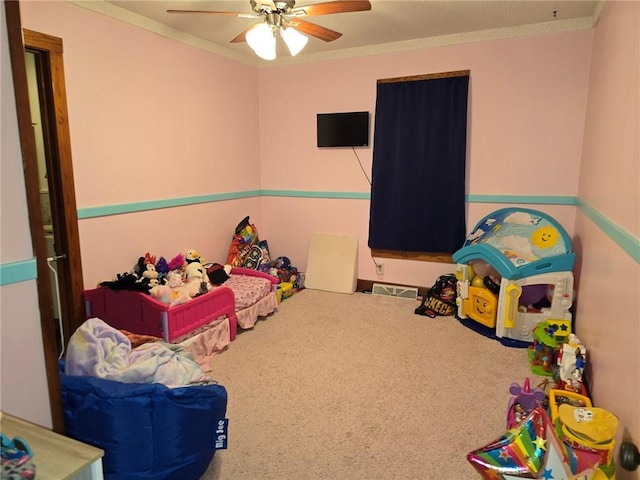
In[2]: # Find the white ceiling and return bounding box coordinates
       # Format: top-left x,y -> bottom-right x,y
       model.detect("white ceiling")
74,0 -> 603,65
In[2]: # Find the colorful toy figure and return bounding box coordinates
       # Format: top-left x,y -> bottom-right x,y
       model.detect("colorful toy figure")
513,403 -> 526,424
506,378 -> 546,429
529,321 -> 560,376
557,334 -> 587,392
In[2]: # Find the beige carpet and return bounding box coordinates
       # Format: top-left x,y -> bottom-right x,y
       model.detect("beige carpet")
202,289 -> 542,480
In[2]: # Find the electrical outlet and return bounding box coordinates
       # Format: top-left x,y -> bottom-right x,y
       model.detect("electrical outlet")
376,263 -> 384,275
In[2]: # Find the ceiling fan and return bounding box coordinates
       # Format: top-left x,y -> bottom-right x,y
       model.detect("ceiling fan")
167,0 -> 372,59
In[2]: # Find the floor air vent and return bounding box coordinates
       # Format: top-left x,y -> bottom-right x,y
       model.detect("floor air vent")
371,284 -> 418,300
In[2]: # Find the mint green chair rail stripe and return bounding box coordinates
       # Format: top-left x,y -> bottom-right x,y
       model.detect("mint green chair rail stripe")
4,193 -> 637,285
0,259 -> 37,286
74,190 -> 635,260
261,190 -> 371,199
77,190 -> 262,219
76,192 -> 577,218
466,194 -> 576,205
576,199 -> 640,263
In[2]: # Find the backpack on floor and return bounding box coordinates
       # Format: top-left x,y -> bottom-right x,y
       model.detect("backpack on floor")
415,274 -> 458,318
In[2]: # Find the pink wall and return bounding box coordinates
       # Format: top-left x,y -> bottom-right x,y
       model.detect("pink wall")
80,198 -> 262,287
259,32 -> 592,195
21,1 -> 262,205
1,5 -> 52,427
19,1 -> 593,288
259,32 -> 591,285
574,2 -> 640,478
20,1 -> 265,286
579,2 -> 639,236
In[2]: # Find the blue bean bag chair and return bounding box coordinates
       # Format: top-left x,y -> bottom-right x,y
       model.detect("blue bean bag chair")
59,362 -> 228,480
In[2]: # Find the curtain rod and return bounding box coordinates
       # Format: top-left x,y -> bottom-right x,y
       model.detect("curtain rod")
378,69 -> 470,84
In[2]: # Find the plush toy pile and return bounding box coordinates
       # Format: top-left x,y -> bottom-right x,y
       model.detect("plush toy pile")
99,216 -> 305,306
99,249 -> 232,306
226,216 -> 304,291
227,216 -> 271,271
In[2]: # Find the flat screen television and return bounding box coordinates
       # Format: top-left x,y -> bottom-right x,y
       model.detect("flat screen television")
317,111 -> 369,147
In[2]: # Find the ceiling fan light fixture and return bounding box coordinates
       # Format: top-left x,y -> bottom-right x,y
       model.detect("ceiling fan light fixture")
281,26 -> 308,56
246,22 -> 276,60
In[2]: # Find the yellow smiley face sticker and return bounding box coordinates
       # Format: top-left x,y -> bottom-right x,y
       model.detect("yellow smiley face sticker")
531,226 -> 558,249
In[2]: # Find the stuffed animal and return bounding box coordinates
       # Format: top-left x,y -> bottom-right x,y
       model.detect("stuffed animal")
134,254 -> 159,279
184,261 -> 207,280
184,262 -> 209,296
155,256 -> 169,275
150,284 -> 191,306
167,253 -> 185,272
206,263 -> 230,285
134,256 -> 146,276
165,271 -> 184,288
99,272 -> 149,292
185,249 -> 204,265
142,263 -> 159,280
149,271 -> 194,305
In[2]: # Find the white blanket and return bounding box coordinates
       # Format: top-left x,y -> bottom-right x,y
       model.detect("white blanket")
65,318 -> 209,385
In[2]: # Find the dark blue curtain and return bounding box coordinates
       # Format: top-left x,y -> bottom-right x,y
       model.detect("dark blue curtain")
368,73 -> 469,253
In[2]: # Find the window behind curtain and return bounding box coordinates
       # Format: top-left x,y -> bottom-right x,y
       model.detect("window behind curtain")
368,71 -> 469,254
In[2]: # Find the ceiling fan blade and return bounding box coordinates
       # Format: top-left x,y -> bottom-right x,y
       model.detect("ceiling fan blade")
166,9 -> 259,19
290,1 -> 371,16
230,24 -> 260,43
289,18 -> 342,42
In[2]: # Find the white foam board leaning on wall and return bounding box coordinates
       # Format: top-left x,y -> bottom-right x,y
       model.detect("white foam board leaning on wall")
305,233 -> 358,294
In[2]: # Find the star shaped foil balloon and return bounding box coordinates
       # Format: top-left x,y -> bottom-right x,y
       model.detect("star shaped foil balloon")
467,407 -> 599,480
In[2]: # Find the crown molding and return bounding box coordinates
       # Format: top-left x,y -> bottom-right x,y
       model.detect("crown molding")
66,1 -> 595,67
67,0 -> 262,66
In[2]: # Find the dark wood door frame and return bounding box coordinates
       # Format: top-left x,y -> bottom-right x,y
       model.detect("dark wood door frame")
5,0 -> 85,433
23,28 -> 85,347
